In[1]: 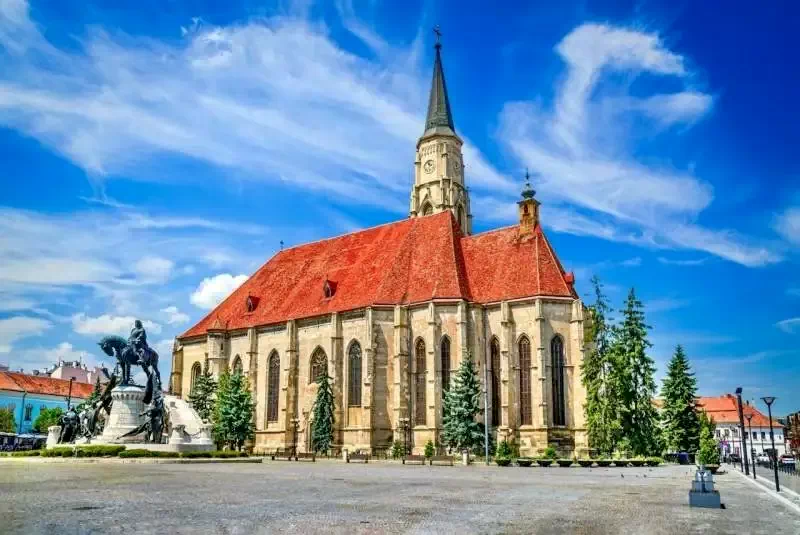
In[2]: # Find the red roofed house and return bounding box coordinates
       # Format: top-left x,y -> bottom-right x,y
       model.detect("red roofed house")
698,394 -> 786,457
0,371 -> 94,434
172,38 -> 588,457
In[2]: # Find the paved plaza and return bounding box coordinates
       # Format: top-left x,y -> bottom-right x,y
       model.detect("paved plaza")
2,461 -> 799,534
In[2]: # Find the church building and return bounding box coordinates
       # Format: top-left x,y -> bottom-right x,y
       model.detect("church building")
171,37 -> 588,456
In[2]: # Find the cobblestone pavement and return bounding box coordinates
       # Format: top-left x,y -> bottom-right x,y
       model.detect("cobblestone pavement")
2,461 -> 799,534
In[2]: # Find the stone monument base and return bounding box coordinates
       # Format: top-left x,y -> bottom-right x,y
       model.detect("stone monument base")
101,384 -> 147,443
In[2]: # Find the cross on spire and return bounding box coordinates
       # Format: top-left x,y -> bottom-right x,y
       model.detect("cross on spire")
433,25 -> 442,47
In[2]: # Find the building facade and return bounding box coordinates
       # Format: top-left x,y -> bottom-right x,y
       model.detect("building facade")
0,372 -> 93,434
699,395 -> 786,457
171,39 -> 588,457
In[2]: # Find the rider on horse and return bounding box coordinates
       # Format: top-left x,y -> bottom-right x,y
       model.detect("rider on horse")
129,320 -> 149,365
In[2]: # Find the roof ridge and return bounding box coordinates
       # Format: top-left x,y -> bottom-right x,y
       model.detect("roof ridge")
536,225 -> 576,298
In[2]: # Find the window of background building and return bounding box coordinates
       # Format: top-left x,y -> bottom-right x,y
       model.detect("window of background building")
24,404 -> 32,421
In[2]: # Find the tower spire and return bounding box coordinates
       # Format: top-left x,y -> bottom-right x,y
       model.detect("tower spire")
423,26 -> 455,137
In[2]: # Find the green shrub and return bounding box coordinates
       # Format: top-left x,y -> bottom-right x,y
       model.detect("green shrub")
119,449 -> 153,458
210,450 -> 247,458
390,440 -> 406,459
75,445 -> 126,457
646,456 -> 663,466
181,451 -> 213,458
11,450 -> 41,457
424,440 -> 435,458
542,445 -> 558,460
496,439 -> 513,459
42,447 -> 74,457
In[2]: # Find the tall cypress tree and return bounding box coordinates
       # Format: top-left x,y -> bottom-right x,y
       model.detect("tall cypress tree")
441,354 -> 484,453
189,362 -> 217,423
613,288 -> 660,456
212,370 -> 230,447
311,374 -> 335,453
581,275 -> 621,456
661,345 -> 700,453
217,371 -> 255,451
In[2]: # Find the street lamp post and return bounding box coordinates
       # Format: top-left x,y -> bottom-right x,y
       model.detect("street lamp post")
745,413 -> 756,480
66,377 -> 76,409
291,417 -> 300,460
735,387 -> 750,475
762,397 -> 780,492
399,417 -> 409,456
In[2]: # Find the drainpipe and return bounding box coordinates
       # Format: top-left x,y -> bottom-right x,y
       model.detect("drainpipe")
18,391 -> 27,434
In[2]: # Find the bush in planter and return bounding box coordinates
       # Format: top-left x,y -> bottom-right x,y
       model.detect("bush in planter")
613,459 -> 630,467
629,458 -> 646,467
645,457 -> 663,467
577,459 -> 594,467
595,459 -> 612,467
516,457 -> 534,467
542,445 -> 559,460
556,459 -> 574,467
495,457 -> 512,466
535,458 -> 553,467
424,440 -> 435,459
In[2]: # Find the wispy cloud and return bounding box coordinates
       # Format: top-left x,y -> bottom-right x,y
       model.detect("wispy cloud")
775,207 -> 800,246
190,273 -> 248,310
657,256 -> 707,266
776,317 -> 800,334
0,315 -> 52,353
497,23 -> 780,267
646,297 -> 691,313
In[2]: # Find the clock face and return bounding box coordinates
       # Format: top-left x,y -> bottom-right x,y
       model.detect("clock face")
423,160 -> 435,174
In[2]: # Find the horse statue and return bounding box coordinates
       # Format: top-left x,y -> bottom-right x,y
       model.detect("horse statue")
98,333 -> 161,403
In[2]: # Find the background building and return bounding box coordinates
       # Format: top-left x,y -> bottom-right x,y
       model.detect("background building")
0,371 -> 93,434
698,394 -> 786,457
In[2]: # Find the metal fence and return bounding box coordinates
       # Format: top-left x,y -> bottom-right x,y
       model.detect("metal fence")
754,461 -> 800,495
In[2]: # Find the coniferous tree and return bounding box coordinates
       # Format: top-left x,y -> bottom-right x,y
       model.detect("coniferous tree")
189,362 -> 218,423
581,275 -> 621,455
216,370 -> 255,451
311,373 -> 335,453
441,354 -> 484,453
661,345 -> 700,453
613,288 -> 660,456
212,370 -> 230,447
0,407 -> 16,433
697,411 -> 719,466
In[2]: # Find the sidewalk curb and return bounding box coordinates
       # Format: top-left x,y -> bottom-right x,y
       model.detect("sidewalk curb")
731,466 -> 800,516
0,456 -> 263,464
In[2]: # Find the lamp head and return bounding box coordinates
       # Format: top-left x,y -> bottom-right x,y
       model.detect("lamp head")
762,396 -> 776,406
735,387 -> 743,395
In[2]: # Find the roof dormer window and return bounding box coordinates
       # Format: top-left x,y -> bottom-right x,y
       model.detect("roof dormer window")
246,295 -> 259,313
323,279 -> 337,299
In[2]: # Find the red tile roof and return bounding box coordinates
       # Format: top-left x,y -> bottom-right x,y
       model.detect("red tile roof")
181,212 -> 577,338
0,372 -> 94,399
698,394 -> 783,429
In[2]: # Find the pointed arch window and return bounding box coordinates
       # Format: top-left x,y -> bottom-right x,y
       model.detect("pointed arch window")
348,341 -> 362,407
190,362 -> 202,393
421,203 -> 433,216
551,336 -> 566,426
519,336 -> 532,426
490,337 -> 501,428
266,351 -> 280,422
232,355 -> 243,375
441,336 -> 451,398
310,348 -> 328,383
414,338 -> 426,426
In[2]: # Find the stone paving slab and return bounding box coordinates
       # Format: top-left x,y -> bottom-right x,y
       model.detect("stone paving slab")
1,462 -> 799,534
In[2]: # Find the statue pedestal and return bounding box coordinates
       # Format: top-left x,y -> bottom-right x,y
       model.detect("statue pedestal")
101,385 -> 146,443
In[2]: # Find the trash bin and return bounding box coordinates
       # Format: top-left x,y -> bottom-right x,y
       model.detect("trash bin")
678,452 -> 689,465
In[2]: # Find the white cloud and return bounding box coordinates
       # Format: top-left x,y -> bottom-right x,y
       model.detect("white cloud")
787,288 -> 800,298
498,23 -> 780,267
161,306 -> 190,325
775,207 -> 800,245
646,297 -> 690,313
657,256 -> 707,266
72,313 -> 162,337
0,1 -> 508,211
153,338 -> 175,357
0,296 -> 35,311
132,256 -> 174,284
776,318 -> 800,334
0,315 -> 52,353
190,273 -> 247,310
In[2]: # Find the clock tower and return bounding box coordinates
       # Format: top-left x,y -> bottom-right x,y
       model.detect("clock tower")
409,30 -> 472,234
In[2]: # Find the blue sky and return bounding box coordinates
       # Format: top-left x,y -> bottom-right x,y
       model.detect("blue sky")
1,0 -> 798,414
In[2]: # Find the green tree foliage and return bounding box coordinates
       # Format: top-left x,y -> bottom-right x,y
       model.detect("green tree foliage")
213,370 -> 255,451
74,377 -> 102,415
424,439 -> 435,458
581,275 -> 621,456
0,408 -> 16,433
496,439 -> 513,460
441,354 -> 484,452
391,440 -> 406,459
697,412 -> 719,466
311,373 -> 335,453
189,362 -> 218,422
613,288 -> 660,456
661,345 -> 700,453
212,371 -> 230,447
33,407 -> 63,433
